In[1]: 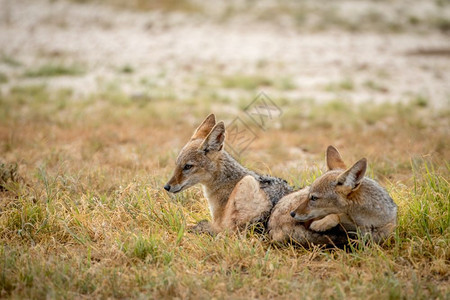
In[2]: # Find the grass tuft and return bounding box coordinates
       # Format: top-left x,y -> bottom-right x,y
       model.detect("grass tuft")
0,73 -> 8,84
23,64 -> 85,78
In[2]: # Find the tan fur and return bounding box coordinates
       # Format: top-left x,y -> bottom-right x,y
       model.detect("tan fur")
268,188 -> 310,243
191,113 -> 216,140
326,145 -> 346,170
216,175 -> 272,232
291,146 -> 398,243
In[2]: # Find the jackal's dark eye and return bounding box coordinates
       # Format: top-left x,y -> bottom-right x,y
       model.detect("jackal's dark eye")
336,181 -> 343,186
310,195 -> 318,201
183,164 -> 193,171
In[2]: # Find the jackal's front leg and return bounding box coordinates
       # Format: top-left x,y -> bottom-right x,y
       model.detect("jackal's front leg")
187,220 -> 216,235
219,175 -> 272,231
310,214 -> 341,232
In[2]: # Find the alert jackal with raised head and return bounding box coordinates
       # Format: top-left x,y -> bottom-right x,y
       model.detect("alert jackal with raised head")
164,114 -> 293,234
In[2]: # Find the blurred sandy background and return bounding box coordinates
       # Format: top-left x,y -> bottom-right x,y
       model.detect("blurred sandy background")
0,0 -> 449,108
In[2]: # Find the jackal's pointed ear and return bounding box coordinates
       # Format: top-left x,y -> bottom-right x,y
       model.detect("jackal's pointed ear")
326,145 -> 346,170
191,114 -> 216,140
337,158 -> 367,192
199,121 -> 225,153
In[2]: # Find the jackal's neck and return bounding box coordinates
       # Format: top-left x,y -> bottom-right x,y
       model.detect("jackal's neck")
206,151 -> 253,190
219,151 -> 254,180
202,151 -> 254,220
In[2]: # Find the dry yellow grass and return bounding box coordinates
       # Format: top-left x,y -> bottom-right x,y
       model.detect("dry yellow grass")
1,0 -> 449,297
0,85 -> 449,298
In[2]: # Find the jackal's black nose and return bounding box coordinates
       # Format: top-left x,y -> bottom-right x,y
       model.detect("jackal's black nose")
164,184 -> 171,191
290,211 -> 296,218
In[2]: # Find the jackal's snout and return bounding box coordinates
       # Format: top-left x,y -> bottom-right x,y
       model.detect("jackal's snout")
163,183 -> 171,191
163,176 -> 186,193
290,195 -> 310,221
163,181 -> 181,193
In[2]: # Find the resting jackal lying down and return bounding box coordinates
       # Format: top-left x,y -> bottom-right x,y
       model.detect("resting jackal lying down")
164,113 -> 293,234
290,146 -> 398,243
268,187 -> 351,246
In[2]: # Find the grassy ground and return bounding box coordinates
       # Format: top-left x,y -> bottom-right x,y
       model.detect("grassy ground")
0,0 -> 449,298
0,84 -> 449,298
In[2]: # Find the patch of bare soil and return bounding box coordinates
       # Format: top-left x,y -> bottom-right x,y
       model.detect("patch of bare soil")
0,0 -> 449,107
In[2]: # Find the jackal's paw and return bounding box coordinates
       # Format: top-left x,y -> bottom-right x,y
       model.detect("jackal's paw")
187,220 -> 214,235
310,218 -> 335,232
